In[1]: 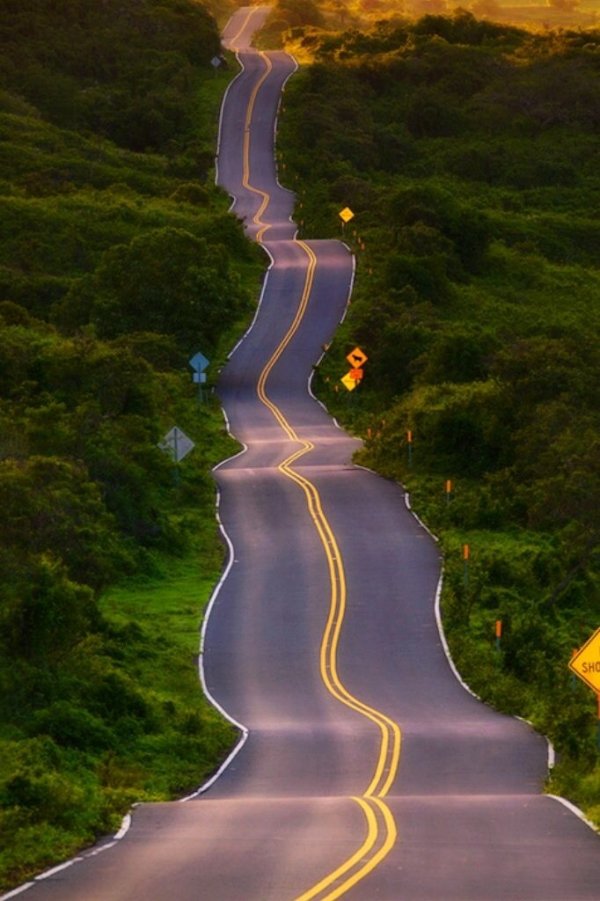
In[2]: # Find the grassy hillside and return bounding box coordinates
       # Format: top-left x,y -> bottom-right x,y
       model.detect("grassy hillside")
0,0 -> 264,889
278,11 -> 600,824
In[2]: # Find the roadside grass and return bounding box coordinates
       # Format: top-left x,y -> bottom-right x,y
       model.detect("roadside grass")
0,399 -> 242,890
98,503 -> 237,798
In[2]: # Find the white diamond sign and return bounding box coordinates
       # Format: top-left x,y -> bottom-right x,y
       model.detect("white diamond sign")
159,427 -> 195,463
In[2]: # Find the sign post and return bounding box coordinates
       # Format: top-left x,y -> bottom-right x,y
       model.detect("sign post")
158,426 -> 195,484
445,479 -> 453,506
569,627 -> 600,693
338,206 -> 354,232
340,346 -> 368,394
189,351 -> 210,403
495,619 -> 502,651
341,372 -> 359,392
346,346 -> 368,369
159,426 -> 195,463
463,544 -> 470,586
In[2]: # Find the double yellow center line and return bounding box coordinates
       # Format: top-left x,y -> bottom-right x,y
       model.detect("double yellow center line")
242,50 -> 273,243
259,240 -> 400,901
239,39 -> 402,900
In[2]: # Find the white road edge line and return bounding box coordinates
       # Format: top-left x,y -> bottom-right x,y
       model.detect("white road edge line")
113,813 -> 131,840
0,806 -> 134,899
35,859 -> 84,881
183,25 -> 299,800
423,514 -> 593,827
307,252 -> 356,432
215,24 -> 247,194
425,522 -> 562,780
226,246 -> 274,360
274,55 -> 299,205
180,478 -> 250,802
547,794 -> 599,831
1,885 -> 35,900
339,472 -> 581,822
403,491 -> 439,543
432,568 -> 481,701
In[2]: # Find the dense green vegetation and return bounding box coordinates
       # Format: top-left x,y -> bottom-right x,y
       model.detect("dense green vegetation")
0,0 -> 262,889
278,10 -> 600,823
0,0 -> 222,152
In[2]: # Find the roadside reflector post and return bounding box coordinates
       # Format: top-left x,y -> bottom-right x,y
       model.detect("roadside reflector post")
445,479 -> 453,506
463,544 -> 470,586
495,619 -> 503,651
407,430 -> 413,467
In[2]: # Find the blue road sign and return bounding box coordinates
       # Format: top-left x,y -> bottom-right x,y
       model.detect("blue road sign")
189,351 -> 210,373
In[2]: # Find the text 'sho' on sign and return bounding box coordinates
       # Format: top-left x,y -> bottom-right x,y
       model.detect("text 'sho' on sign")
569,627 -> 600,693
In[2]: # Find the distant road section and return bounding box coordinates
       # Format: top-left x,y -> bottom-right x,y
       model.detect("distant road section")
13,6 -> 600,900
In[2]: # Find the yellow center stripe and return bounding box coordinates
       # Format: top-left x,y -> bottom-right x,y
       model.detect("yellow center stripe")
298,798 -> 398,901
243,51 -> 274,243
241,43 -> 401,900
227,7 -> 258,52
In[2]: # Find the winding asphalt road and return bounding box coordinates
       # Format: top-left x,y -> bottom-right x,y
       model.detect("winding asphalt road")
13,6 -> 600,900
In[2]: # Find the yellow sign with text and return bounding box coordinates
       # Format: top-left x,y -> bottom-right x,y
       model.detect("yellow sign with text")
569,627 -> 600,693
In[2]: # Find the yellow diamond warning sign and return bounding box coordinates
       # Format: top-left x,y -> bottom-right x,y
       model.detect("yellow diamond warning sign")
341,372 -> 359,392
569,627 -> 600,693
339,207 -> 354,224
346,346 -> 368,368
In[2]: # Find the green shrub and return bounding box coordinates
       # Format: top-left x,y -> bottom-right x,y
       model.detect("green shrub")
30,703 -> 116,752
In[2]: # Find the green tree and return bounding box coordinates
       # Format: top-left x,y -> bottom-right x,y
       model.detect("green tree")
0,456 -> 129,590
0,553 -> 97,667
59,228 -> 249,353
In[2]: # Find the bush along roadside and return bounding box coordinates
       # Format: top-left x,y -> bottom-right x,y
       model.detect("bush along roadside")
0,0 -> 267,889
277,10 -> 600,826
0,390 -> 240,888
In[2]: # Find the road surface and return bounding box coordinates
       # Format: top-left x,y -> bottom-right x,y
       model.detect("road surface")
12,6 -> 599,900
